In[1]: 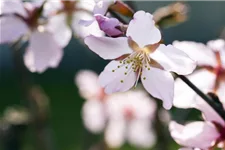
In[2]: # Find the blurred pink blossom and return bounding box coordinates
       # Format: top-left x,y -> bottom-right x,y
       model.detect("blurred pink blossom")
44,0 -> 104,38
75,70 -> 156,148
173,39 -> 225,108
170,95 -> 225,149
84,11 -> 196,109
0,0 -> 65,73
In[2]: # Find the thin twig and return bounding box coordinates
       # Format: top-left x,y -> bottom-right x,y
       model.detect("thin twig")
176,74 -> 225,120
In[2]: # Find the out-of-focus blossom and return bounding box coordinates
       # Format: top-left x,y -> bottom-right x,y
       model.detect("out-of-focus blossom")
75,70 -> 156,148
0,0 -> 66,73
173,39 -> 225,108
93,0 -> 116,16
44,0 -> 105,38
105,90 -> 156,148
170,121 -> 220,149
84,11 -> 196,109
95,14 -> 123,37
170,96 -> 225,149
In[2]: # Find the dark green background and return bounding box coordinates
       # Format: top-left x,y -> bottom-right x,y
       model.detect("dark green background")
0,1 -> 225,150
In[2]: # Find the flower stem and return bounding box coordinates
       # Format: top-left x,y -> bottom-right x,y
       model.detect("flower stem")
176,74 -> 225,121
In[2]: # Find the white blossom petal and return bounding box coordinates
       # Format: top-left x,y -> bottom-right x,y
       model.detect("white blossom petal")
46,13 -> 72,47
85,36 -> 133,59
93,0 -> 115,15
126,11 -> 161,48
150,44 -> 196,75
173,41 -> 217,67
105,119 -> 126,148
207,39 -> 225,52
43,0 -> 62,17
141,67 -> 174,110
75,70 -> 102,100
72,12 -> 103,38
82,99 -> 106,133
128,120 -> 156,148
218,81 -> 225,108
0,16 -> 28,44
173,70 -> 216,108
0,0 -> 27,17
169,121 -> 220,149
24,31 -> 63,73
76,0 -> 96,12
98,60 -> 136,94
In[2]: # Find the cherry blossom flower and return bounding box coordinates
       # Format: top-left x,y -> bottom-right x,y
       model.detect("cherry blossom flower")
169,96 -> 225,149
75,70 -> 156,148
173,39 -> 225,108
43,0 -> 106,38
84,11 -> 196,109
104,91 -> 156,148
0,0 -> 66,73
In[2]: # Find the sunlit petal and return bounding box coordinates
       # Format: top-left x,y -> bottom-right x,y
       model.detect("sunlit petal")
98,60 -> 136,94
141,67 -> 174,110
150,44 -> 196,75
85,36 -> 133,59
126,11 -> 161,48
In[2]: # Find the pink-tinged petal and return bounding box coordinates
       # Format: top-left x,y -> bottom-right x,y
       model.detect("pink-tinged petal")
79,19 -> 95,27
95,14 -> 122,37
72,12 -> 103,38
126,11 -> 161,48
141,67 -> 174,110
0,16 -> 28,44
93,0 -> 115,15
0,0 -> 27,17
173,41 -> 217,67
98,60 -> 136,94
46,13 -> 72,48
128,120 -> 156,148
218,81 -> 225,108
43,0 -> 63,17
75,70 -> 102,100
105,119 -> 126,148
207,39 -> 225,52
85,36 -> 132,59
76,0 -> 96,12
174,70 -> 216,108
169,121 -> 220,149
150,44 -> 196,75
24,31 -> 63,73
194,97 -> 225,126
82,99 -> 106,133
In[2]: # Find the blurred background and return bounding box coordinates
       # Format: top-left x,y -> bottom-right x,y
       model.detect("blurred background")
0,1 -> 225,150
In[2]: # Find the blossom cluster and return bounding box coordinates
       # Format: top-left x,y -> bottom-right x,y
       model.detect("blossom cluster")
1,0 -> 225,149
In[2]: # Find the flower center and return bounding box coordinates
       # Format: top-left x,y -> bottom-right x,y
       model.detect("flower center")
111,51 -> 151,85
